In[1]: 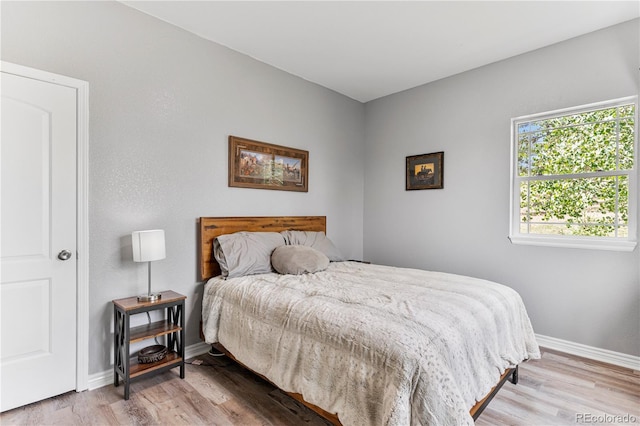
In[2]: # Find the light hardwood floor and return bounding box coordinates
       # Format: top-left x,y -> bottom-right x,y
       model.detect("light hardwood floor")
1,347 -> 638,425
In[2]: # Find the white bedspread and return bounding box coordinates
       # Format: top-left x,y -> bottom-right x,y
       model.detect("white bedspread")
202,261 -> 540,426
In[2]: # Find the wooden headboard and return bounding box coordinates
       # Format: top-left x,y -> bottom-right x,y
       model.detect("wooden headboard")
198,216 -> 327,281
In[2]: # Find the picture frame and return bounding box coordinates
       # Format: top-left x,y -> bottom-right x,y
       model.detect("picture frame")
406,151 -> 444,190
229,135 -> 308,192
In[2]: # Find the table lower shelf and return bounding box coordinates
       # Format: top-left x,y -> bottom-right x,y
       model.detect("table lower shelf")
129,351 -> 182,378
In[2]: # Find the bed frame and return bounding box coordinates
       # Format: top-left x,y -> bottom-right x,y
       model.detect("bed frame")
198,216 -> 518,424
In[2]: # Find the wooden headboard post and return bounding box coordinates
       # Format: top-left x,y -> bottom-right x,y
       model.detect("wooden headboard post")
198,216 -> 327,281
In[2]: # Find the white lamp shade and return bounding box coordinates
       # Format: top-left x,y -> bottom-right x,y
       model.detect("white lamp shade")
132,230 -> 166,262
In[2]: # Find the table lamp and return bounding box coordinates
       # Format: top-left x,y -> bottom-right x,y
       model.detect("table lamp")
132,229 -> 166,302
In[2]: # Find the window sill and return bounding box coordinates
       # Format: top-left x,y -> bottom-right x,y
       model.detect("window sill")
508,235 -> 637,252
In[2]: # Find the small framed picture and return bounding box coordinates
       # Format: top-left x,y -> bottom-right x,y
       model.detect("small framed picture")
406,151 -> 444,190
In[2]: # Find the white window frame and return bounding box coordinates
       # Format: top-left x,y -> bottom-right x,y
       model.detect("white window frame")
509,96 -> 638,251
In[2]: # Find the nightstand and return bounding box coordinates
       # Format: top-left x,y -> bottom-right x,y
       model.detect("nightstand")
112,290 -> 186,400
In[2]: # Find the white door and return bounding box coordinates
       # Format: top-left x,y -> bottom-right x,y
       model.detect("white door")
1,70 -> 78,411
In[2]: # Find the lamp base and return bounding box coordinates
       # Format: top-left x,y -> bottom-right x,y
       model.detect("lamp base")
137,293 -> 162,302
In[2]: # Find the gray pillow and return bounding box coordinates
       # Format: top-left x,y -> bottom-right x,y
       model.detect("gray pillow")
213,231 -> 285,278
271,245 -> 330,275
280,230 -> 344,261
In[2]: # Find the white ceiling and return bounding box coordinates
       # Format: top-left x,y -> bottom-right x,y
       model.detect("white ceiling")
122,1 -> 640,103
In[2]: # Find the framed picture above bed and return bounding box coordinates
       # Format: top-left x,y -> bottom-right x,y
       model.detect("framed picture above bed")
406,151 -> 444,190
228,136 -> 308,192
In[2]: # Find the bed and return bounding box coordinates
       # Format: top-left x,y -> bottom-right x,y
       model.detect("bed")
198,216 -> 540,425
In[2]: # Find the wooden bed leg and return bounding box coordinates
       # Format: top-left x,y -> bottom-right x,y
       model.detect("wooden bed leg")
510,365 -> 519,384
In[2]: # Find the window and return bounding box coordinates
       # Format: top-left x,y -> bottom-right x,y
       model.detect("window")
510,97 -> 637,251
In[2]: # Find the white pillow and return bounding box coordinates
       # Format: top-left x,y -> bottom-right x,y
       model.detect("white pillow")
213,232 -> 285,278
280,230 -> 344,261
271,245 -> 330,275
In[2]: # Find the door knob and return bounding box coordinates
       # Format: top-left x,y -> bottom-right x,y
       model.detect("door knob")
58,250 -> 72,261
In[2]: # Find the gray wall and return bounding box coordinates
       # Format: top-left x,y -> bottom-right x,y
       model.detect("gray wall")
1,1 -> 365,374
2,0 -> 638,379
364,19 -> 640,356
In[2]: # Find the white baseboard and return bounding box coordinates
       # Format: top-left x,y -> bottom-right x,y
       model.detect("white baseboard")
536,334 -> 640,371
88,336 -> 639,391
87,341 -> 211,391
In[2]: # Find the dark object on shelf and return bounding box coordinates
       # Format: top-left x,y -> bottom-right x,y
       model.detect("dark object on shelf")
138,344 -> 168,364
